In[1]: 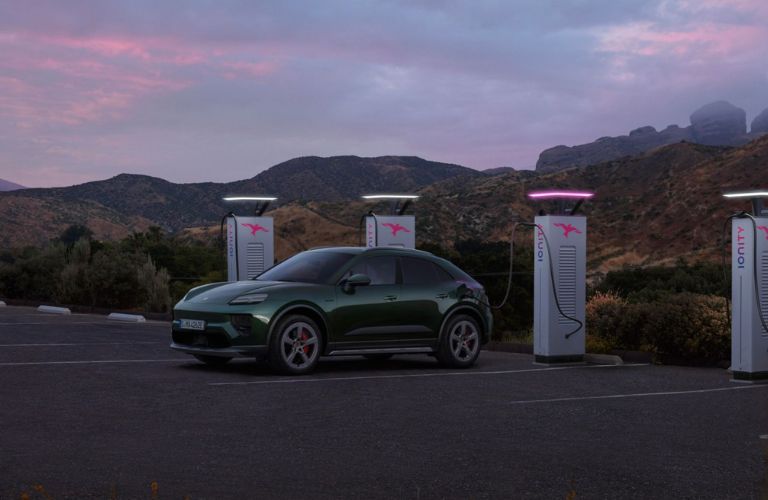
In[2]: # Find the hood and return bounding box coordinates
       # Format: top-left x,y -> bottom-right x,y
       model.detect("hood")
185,280 -> 288,305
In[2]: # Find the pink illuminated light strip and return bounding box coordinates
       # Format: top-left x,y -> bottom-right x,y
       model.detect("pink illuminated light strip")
527,191 -> 594,199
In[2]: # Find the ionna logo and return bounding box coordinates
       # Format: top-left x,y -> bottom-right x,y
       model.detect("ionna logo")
536,228 -> 544,262
367,221 -> 376,247
242,223 -> 269,235
758,226 -> 768,240
382,222 -> 411,237
227,221 -> 235,258
553,222 -> 582,238
736,226 -> 746,269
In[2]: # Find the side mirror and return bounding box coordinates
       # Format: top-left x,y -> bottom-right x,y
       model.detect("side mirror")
341,273 -> 371,293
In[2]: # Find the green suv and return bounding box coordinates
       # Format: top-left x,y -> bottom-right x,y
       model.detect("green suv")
171,247 -> 492,374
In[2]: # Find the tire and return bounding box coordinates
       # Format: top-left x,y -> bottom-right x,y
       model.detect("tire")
193,354 -> 233,366
269,314 -> 322,375
436,314 -> 481,368
363,353 -> 394,361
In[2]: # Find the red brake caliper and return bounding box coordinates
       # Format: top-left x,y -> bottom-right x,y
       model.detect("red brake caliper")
300,328 -> 310,354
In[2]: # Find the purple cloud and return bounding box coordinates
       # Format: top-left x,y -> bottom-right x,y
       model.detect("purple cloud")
0,0 -> 766,187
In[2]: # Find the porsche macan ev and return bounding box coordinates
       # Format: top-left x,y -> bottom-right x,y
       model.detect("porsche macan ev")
171,247 -> 492,374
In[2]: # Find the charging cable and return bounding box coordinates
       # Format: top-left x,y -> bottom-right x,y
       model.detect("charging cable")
471,221 -> 584,339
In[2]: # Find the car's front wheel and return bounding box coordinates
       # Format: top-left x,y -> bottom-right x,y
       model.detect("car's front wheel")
269,314 -> 322,375
436,314 -> 481,368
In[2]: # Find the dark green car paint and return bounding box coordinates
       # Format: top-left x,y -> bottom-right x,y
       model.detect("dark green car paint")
171,247 -> 492,364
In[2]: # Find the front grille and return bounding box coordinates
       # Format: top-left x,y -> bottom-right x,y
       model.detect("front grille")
172,331 -> 231,348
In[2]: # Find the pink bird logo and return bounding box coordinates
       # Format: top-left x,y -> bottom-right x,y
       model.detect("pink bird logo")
553,223 -> 582,238
242,223 -> 269,235
757,226 -> 768,240
382,222 -> 411,237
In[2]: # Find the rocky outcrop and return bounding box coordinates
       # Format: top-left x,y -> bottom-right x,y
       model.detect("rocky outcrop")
536,101 -> 765,173
752,108 -> 768,134
689,101 -> 747,145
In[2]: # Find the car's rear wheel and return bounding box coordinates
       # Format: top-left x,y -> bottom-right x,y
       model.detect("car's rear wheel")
269,315 -> 322,375
193,354 -> 232,366
437,314 -> 481,368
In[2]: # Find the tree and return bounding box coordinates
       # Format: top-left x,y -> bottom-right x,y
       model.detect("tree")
58,224 -> 93,246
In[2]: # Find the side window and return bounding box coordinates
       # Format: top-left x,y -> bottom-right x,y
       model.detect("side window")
401,257 -> 454,285
346,256 -> 397,285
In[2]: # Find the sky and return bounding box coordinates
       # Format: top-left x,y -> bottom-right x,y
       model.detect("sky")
0,0 -> 767,188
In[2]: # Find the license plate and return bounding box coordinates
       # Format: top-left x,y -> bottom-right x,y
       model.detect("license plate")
179,319 -> 206,331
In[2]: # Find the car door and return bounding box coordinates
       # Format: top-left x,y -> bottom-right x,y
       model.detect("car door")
396,256 -> 458,338
330,255 -> 402,346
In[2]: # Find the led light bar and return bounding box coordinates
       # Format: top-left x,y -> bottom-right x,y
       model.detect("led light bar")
361,194 -> 420,200
527,191 -> 594,199
223,196 -> 278,202
722,191 -> 768,199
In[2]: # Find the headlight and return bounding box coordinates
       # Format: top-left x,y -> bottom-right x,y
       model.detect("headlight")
229,293 -> 268,305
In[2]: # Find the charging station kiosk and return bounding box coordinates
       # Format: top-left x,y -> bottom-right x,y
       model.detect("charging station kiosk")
529,191 -> 592,363
724,191 -> 768,381
222,196 -> 277,281
361,194 -> 418,249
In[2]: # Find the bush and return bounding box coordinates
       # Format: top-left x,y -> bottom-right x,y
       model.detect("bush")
586,291 -> 730,364
595,262 -> 728,299
642,293 -> 730,363
137,256 -> 171,313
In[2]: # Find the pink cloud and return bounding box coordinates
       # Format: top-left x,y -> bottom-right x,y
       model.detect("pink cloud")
0,30 -> 280,130
597,22 -> 766,59
220,60 -> 278,79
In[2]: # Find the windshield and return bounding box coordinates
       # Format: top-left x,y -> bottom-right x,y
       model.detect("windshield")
256,251 -> 355,284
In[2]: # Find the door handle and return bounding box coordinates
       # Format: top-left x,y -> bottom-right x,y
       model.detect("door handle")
436,293 -> 448,299
384,295 -> 398,302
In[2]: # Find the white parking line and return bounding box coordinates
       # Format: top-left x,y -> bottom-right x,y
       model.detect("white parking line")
0,342 -> 162,347
0,322 -> 110,326
208,363 -> 648,386
507,385 -> 768,405
0,359 -> 181,367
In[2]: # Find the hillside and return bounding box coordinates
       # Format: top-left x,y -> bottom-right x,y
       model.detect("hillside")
417,137 -> 768,272
0,155 -> 478,245
3,138 -> 768,273
285,137 -> 768,272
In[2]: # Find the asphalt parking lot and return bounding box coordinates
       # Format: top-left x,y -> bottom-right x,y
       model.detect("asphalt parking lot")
0,305 -> 767,499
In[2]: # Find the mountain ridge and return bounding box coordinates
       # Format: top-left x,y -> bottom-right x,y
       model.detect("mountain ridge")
0,178 -> 25,191
0,155 -> 480,244
536,101 -> 768,174
3,138 -> 768,273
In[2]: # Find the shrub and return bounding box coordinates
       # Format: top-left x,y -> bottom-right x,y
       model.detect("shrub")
641,293 -> 730,363
586,291 -> 730,364
57,239 -> 93,306
137,256 -> 171,313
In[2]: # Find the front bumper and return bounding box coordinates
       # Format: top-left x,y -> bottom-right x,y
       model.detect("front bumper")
171,305 -> 272,358
170,342 -> 268,358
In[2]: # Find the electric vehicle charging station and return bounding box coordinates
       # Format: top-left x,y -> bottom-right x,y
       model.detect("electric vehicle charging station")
529,191 -> 592,363
361,194 -> 419,249
723,191 -> 768,381
222,196 -> 277,281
